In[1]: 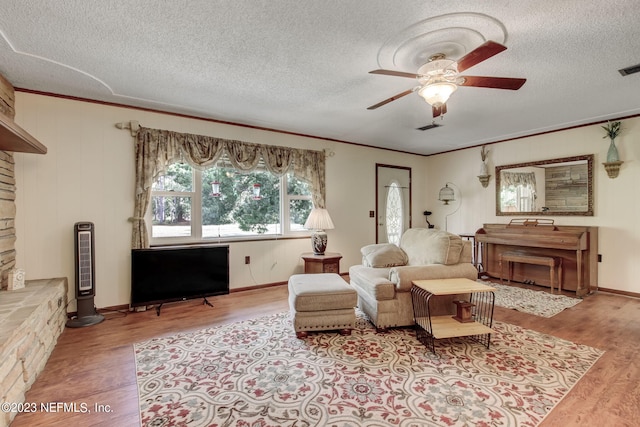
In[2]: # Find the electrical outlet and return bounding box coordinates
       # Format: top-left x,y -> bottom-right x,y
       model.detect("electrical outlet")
369,210 -> 375,218
597,254 -> 602,262
245,256 -> 250,264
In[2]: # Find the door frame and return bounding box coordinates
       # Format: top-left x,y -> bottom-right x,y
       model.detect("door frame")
375,163 -> 412,243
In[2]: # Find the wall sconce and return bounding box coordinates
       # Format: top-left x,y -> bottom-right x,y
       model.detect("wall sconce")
252,183 -> 262,200
478,145 -> 491,188
603,161 -> 623,178
210,181 -> 221,197
601,120 -> 623,178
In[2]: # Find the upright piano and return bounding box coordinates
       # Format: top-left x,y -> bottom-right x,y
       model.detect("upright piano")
475,221 -> 598,296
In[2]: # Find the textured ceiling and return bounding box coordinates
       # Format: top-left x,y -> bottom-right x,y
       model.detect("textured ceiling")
1,0 -> 639,155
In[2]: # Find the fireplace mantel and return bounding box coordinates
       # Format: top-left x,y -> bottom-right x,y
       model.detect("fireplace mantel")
0,110 -> 47,154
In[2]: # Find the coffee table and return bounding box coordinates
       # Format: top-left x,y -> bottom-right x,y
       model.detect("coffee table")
411,278 -> 495,353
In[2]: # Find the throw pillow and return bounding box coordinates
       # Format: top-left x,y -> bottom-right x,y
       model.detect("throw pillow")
361,243 -> 408,268
400,228 -> 464,265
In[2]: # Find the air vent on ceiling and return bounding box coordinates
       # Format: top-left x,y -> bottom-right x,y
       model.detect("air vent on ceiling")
416,122 -> 442,131
619,63 -> 640,76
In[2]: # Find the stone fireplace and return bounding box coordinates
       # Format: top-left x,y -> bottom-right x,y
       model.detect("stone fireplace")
0,278 -> 67,427
0,72 -> 17,290
0,73 -> 67,427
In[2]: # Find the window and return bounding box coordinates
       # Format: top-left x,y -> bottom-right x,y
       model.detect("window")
500,184 -> 536,212
499,171 -> 537,213
150,162 -> 312,243
385,181 -> 403,246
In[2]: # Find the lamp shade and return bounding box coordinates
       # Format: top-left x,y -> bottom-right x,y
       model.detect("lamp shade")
438,184 -> 455,205
304,208 -> 335,230
418,82 -> 457,107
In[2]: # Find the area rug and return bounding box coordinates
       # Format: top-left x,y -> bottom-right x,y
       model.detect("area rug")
483,281 -> 582,318
134,311 -> 602,427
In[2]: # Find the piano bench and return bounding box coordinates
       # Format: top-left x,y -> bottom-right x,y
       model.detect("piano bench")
498,252 -> 563,294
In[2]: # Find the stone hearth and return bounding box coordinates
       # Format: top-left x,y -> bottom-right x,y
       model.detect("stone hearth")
0,278 -> 67,427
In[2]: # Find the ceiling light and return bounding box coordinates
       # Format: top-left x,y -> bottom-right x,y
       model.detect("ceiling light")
418,82 -> 458,107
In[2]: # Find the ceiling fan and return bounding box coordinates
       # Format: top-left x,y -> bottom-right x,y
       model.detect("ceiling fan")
367,40 -> 526,118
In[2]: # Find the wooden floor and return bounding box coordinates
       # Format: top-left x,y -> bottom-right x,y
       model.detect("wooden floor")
10,282 -> 640,427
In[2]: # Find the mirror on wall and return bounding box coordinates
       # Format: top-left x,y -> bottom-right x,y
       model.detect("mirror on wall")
496,154 -> 593,216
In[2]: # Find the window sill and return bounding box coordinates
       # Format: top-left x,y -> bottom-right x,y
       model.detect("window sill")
150,234 -> 310,247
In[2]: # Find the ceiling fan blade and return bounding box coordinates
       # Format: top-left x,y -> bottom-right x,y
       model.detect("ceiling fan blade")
369,69 -> 420,79
367,89 -> 414,110
456,41 -> 507,72
432,103 -> 447,118
460,76 -> 526,90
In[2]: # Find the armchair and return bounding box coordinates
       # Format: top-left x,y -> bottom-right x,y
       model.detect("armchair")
348,228 -> 478,330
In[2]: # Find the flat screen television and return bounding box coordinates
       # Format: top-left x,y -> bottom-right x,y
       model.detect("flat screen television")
131,245 -> 229,308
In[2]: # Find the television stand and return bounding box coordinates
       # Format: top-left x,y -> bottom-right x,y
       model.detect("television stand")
153,297 -> 215,316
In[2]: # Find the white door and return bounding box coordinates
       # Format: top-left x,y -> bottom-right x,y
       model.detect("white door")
376,165 -> 411,244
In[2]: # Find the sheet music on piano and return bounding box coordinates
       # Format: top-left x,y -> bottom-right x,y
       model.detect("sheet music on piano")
507,218 -> 555,227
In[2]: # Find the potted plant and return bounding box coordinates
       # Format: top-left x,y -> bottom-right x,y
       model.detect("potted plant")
602,121 -> 622,162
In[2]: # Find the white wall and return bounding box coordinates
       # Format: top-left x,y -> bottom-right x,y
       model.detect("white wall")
14,92 -> 638,308
13,92 -> 430,309
426,117 -> 640,293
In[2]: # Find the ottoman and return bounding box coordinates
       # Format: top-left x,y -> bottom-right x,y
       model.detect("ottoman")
288,273 -> 357,338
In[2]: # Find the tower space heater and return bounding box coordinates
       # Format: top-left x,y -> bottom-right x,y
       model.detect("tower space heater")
66,222 -> 105,328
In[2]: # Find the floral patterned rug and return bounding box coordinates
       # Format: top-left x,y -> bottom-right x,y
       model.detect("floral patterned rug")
485,281 -> 583,317
134,311 -> 602,427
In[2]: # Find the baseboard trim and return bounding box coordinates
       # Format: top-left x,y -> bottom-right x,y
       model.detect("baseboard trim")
90,280 -> 633,315
231,281 -> 287,293
92,273 -> 350,312
230,272 -> 349,293
596,287 -> 640,299
98,304 -> 131,313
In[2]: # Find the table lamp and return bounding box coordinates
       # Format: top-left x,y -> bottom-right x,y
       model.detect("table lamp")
304,208 -> 335,255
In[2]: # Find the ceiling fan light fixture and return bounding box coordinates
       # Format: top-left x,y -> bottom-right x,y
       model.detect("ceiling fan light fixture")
418,82 -> 457,107
367,41 -> 525,114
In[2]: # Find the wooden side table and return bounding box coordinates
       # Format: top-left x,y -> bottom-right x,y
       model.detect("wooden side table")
301,252 -> 342,274
411,278 -> 495,353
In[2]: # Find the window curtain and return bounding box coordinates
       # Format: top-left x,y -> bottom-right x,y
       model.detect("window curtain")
131,126 -> 326,249
501,171 -> 537,188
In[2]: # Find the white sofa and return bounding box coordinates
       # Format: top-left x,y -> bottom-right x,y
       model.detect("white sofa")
348,228 -> 478,330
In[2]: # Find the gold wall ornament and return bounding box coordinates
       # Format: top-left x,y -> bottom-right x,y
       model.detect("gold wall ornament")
603,161 -> 623,179
478,175 -> 491,187
602,121 -> 622,163
478,145 -> 491,187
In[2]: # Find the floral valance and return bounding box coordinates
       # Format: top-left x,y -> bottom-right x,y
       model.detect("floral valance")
131,126 -> 326,248
500,171 -> 537,188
